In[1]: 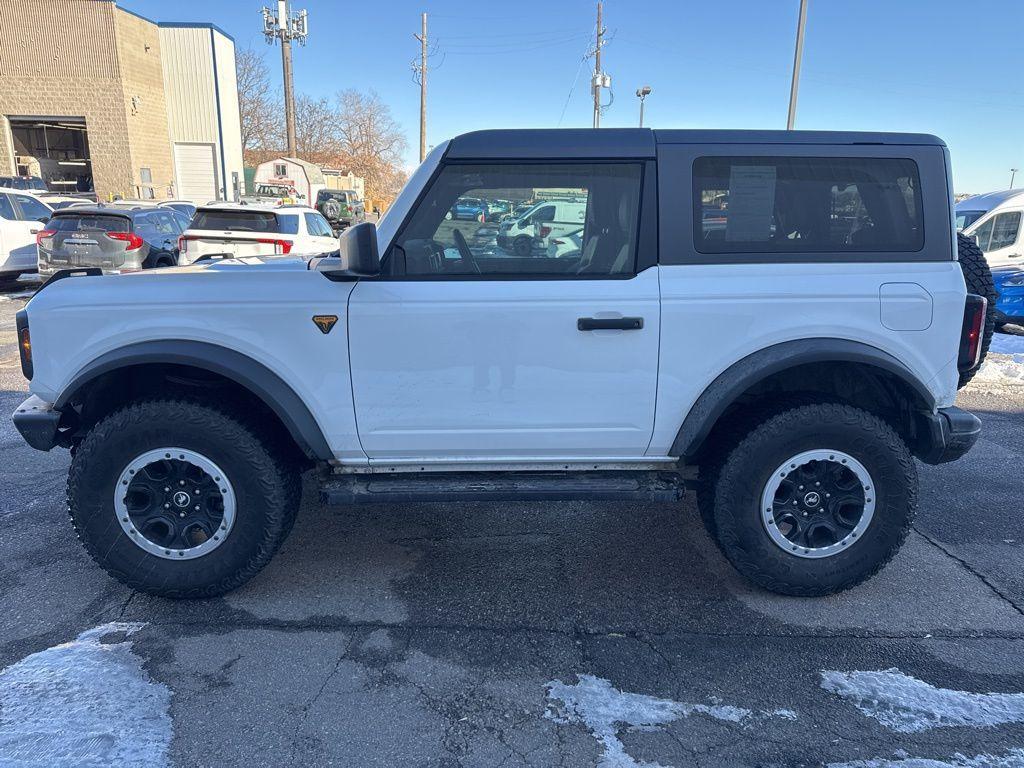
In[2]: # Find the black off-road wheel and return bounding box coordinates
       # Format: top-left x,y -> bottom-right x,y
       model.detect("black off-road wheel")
957,232 -> 996,388
67,399 -> 301,598
713,402 -> 917,596
513,235 -> 533,256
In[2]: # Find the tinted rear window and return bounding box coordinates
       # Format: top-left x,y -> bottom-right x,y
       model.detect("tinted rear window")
50,214 -> 130,233
693,156 -> 924,254
190,209 -> 293,234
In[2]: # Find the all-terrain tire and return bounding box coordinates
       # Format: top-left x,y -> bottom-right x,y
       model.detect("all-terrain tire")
713,402 -> 917,596
67,399 -> 301,598
513,235 -> 532,257
957,231 -> 996,388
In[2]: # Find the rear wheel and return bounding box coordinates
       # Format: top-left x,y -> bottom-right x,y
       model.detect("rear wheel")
712,402 -> 917,596
513,235 -> 532,256
957,232 -> 996,388
68,399 -> 301,598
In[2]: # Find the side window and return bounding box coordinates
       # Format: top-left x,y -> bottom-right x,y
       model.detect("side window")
314,213 -> 334,237
13,193 -> 51,222
170,211 -> 190,233
693,156 -> 924,254
132,212 -> 157,242
972,217 -> 994,251
390,163 -> 642,277
0,194 -> 15,220
303,212 -> 322,236
988,212 -> 1021,251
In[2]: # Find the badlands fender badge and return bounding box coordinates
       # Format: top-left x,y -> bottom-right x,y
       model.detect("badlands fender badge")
312,315 -> 338,335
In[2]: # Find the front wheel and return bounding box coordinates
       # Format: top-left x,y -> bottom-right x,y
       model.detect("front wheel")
67,399 -> 301,598
513,235 -> 532,256
712,402 -> 917,596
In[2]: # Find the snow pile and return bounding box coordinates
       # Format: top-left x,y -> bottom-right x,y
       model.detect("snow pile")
0,622 -> 171,768
545,674 -> 793,767
820,668 -> 1024,733
973,333 -> 1024,387
829,748 -> 1024,767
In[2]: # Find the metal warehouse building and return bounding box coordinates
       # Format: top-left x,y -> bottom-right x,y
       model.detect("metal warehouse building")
0,0 -> 243,202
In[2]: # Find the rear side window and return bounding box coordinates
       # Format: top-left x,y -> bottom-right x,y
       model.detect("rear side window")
13,194 -> 51,222
693,156 -> 923,254
0,194 -> 15,220
49,214 -> 129,233
190,209 -> 294,234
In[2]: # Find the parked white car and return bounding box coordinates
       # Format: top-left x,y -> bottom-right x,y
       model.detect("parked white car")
497,200 -> 586,256
0,188 -> 53,287
546,227 -> 583,259
177,204 -> 338,264
960,191 -> 1024,270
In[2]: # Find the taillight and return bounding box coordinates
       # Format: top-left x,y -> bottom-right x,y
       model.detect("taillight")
958,294 -> 988,372
256,238 -> 292,254
16,309 -> 32,380
178,235 -> 191,253
108,231 -> 144,250
35,229 -> 55,246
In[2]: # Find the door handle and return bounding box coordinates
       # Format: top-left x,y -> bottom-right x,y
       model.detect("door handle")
29,228 -> 40,235
577,317 -> 644,331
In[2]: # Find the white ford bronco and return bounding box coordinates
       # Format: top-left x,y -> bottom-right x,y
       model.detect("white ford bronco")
13,129 -> 994,599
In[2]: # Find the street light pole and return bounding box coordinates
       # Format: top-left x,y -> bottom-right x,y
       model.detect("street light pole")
262,0 -> 309,158
786,0 -> 809,130
636,86 -> 651,127
1011,168 -> 1019,189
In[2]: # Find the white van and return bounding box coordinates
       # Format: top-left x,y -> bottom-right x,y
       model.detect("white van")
497,200 -> 586,256
959,190 -> 1024,269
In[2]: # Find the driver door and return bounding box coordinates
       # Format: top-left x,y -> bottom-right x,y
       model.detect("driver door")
347,161 -> 660,461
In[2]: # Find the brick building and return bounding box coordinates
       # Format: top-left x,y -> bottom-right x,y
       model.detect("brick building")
0,0 -> 243,202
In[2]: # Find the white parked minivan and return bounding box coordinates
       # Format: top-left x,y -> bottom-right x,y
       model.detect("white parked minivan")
959,190 -> 1024,269
177,204 -> 339,264
0,188 -> 53,288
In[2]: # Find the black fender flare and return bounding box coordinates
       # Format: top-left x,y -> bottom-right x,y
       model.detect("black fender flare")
670,338 -> 937,460
55,340 -> 333,460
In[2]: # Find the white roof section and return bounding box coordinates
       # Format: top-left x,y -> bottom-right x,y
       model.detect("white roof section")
956,189 -> 1024,212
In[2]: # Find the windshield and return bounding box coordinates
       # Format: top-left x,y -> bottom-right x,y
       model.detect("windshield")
256,184 -> 291,198
956,210 -> 986,231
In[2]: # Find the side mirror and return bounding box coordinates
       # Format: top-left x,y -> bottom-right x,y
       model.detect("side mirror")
316,221 -> 380,278
37,216 -> 49,224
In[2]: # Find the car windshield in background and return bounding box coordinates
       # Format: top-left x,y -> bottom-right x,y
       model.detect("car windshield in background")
957,210 -> 985,230
255,185 -> 291,198
190,209 -> 295,234
49,214 -> 130,233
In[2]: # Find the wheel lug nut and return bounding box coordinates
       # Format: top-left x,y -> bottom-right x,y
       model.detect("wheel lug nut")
815,482 -> 820,487
194,505 -> 200,510
825,493 -> 831,498
164,487 -> 170,492
179,512 -> 185,518
819,507 -> 824,512
164,503 -> 170,509
179,480 -> 185,486
792,500 -> 798,505
799,485 -> 804,490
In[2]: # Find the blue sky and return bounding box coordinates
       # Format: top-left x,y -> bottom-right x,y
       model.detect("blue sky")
123,0 -> 1022,193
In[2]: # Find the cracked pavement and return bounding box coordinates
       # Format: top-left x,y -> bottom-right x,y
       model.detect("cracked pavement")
3,281 -> 1024,766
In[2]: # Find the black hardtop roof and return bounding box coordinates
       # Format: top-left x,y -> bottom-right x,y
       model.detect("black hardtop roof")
445,128 -> 945,160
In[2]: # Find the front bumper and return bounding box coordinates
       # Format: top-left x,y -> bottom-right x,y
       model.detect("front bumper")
916,406 -> 981,465
12,395 -> 66,451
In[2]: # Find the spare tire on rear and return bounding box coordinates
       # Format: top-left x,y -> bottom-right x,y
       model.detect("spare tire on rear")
957,231 -> 997,388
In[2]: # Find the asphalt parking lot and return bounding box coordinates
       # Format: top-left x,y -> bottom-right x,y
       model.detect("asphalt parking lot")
2,277 -> 1024,767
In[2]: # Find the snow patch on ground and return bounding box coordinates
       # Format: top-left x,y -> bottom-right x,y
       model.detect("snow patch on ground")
545,674 -> 792,767
828,748 -> 1024,767
972,332 -> 1024,388
821,668 -> 1024,733
0,622 -> 171,767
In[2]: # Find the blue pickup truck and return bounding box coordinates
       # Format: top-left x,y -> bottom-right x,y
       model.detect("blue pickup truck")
448,197 -> 489,222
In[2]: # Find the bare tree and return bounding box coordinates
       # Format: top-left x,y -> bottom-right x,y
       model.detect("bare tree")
332,89 -> 409,201
236,47 -> 281,165
293,94 -> 340,164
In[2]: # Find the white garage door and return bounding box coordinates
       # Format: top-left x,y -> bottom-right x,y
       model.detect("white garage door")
173,143 -> 218,203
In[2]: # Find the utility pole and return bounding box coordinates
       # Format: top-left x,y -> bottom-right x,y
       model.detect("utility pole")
414,13 -> 428,163
262,1 -> 309,157
591,2 -> 605,128
1011,168 -> 1019,189
786,0 -> 808,130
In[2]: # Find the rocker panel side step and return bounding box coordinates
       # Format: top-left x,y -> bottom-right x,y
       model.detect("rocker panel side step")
320,471 -> 686,505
